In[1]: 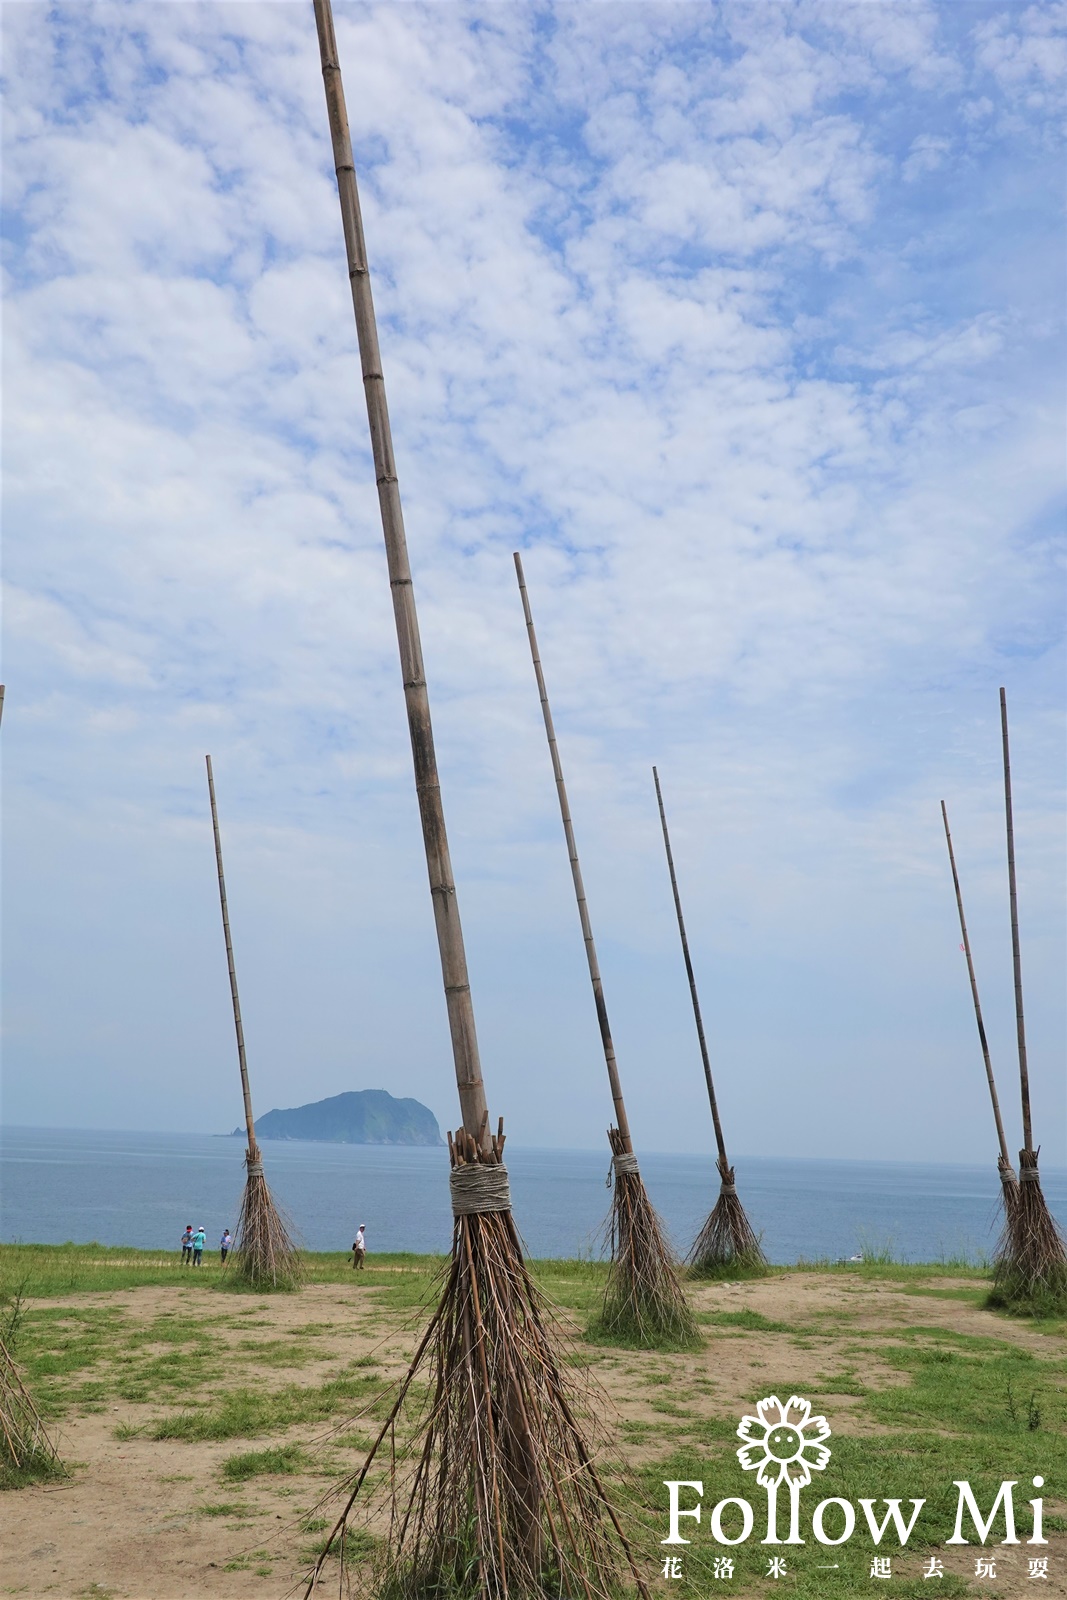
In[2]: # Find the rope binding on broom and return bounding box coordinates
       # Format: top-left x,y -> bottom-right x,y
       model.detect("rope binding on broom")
612,1151 -> 639,1177
449,1162 -> 512,1215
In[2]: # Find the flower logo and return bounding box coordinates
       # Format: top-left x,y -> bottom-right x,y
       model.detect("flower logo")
736,1395 -> 831,1488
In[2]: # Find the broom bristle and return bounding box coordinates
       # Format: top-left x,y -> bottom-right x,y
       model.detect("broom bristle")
688,1160 -> 768,1279
229,1164 -> 303,1292
0,1337 -> 61,1484
990,1150 -> 1067,1317
303,1128 -> 650,1600
997,1155 -> 1021,1239
590,1129 -> 698,1350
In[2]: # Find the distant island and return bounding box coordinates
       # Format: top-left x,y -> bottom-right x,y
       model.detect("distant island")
232,1089 -> 442,1146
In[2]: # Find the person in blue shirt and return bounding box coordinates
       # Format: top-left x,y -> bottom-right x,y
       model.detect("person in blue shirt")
192,1227 -> 206,1267
180,1225 -> 194,1266
219,1229 -> 232,1263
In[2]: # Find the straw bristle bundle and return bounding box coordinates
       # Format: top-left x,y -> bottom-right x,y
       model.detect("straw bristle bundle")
590,1130 -> 697,1350
997,1155 -> 1021,1237
304,1128 -> 648,1600
0,1337 -> 61,1485
229,1166 -> 303,1292
688,1160 -> 768,1280
990,1150 -> 1067,1317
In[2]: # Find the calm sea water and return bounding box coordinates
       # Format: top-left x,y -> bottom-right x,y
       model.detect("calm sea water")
4,1126 -> 1064,1264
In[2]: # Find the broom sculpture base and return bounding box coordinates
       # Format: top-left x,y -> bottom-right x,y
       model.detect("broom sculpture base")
590,1129 -> 698,1351
0,1336 -> 62,1486
688,1158 -> 768,1281
304,1122 -> 650,1600
227,1149 -> 303,1292
990,1149 -> 1067,1318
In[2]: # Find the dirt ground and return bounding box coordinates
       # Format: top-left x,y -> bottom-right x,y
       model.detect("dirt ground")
2,1272 -> 1064,1600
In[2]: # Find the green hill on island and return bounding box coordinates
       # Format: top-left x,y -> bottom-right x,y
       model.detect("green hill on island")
232,1089 -> 442,1146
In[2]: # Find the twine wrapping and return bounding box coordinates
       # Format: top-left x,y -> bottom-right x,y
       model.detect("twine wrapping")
719,1181 -> 738,1197
612,1152 -> 640,1177
246,1160 -> 265,1179
450,1163 -> 512,1216
1019,1164 -> 1041,1184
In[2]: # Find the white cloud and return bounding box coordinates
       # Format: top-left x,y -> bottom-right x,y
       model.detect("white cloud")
2,1 -> 1063,1171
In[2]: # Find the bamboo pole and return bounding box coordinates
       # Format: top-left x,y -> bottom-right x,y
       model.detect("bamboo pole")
652,766 -> 727,1168
205,754 -> 257,1158
999,689 -> 1032,1151
940,799 -> 1014,1174
652,765 -> 766,1276
307,7 -> 655,1589
512,554 -> 695,1340
313,0 -> 487,1147
512,552 -> 631,1150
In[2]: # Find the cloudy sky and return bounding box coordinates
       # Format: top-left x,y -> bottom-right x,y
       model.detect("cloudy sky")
2,0 -> 1064,1167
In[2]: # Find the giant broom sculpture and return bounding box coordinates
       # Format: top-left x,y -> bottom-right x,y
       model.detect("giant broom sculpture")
514,555 -> 695,1348
206,755 -> 302,1291
989,690 -> 1067,1315
939,799 -> 1020,1235
653,767 -> 766,1278
306,4 -> 651,1594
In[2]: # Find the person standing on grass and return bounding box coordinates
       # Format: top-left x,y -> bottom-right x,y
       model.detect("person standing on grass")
180,1225 -> 194,1265
192,1226 -> 206,1267
220,1229 -> 232,1264
352,1224 -> 366,1270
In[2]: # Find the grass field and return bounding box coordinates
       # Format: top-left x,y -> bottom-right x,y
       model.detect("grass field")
0,1244 -> 1064,1598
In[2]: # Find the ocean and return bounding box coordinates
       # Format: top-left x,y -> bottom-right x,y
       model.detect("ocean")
4,1125 -> 1064,1264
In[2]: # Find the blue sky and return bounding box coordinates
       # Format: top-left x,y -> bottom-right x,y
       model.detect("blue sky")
2,0 -> 1064,1166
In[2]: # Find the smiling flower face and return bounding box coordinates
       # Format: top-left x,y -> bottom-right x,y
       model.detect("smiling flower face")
736,1395 -> 831,1488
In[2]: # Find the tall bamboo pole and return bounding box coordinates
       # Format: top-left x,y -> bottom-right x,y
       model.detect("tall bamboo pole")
513,552 -> 631,1149
206,754 -> 257,1158
939,799 -> 1015,1177
313,0 -> 487,1147
653,766 -> 766,1275
999,689 -> 1032,1151
513,553 -> 694,1342
306,6 -> 655,1587
653,766 -> 727,1167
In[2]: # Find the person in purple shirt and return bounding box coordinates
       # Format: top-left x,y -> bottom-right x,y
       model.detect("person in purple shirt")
219,1229 -> 232,1263
180,1225 -> 194,1266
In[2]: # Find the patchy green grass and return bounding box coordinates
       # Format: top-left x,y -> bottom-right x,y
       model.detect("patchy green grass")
138,1372 -> 390,1441
701,1309 -> 793,1333
220,1444 -> 311,1481
0,1242 -> 445,1300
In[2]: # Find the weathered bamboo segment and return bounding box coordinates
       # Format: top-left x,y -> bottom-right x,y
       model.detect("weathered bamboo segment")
308,5 -> 650,1593
939,799 -> 1019,1221
989,691 -> 1067,1314
653,767 -> 766,1277
206,756 -> 301,1290
313,0 -> 485,1149
513,553 -> 694,1346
